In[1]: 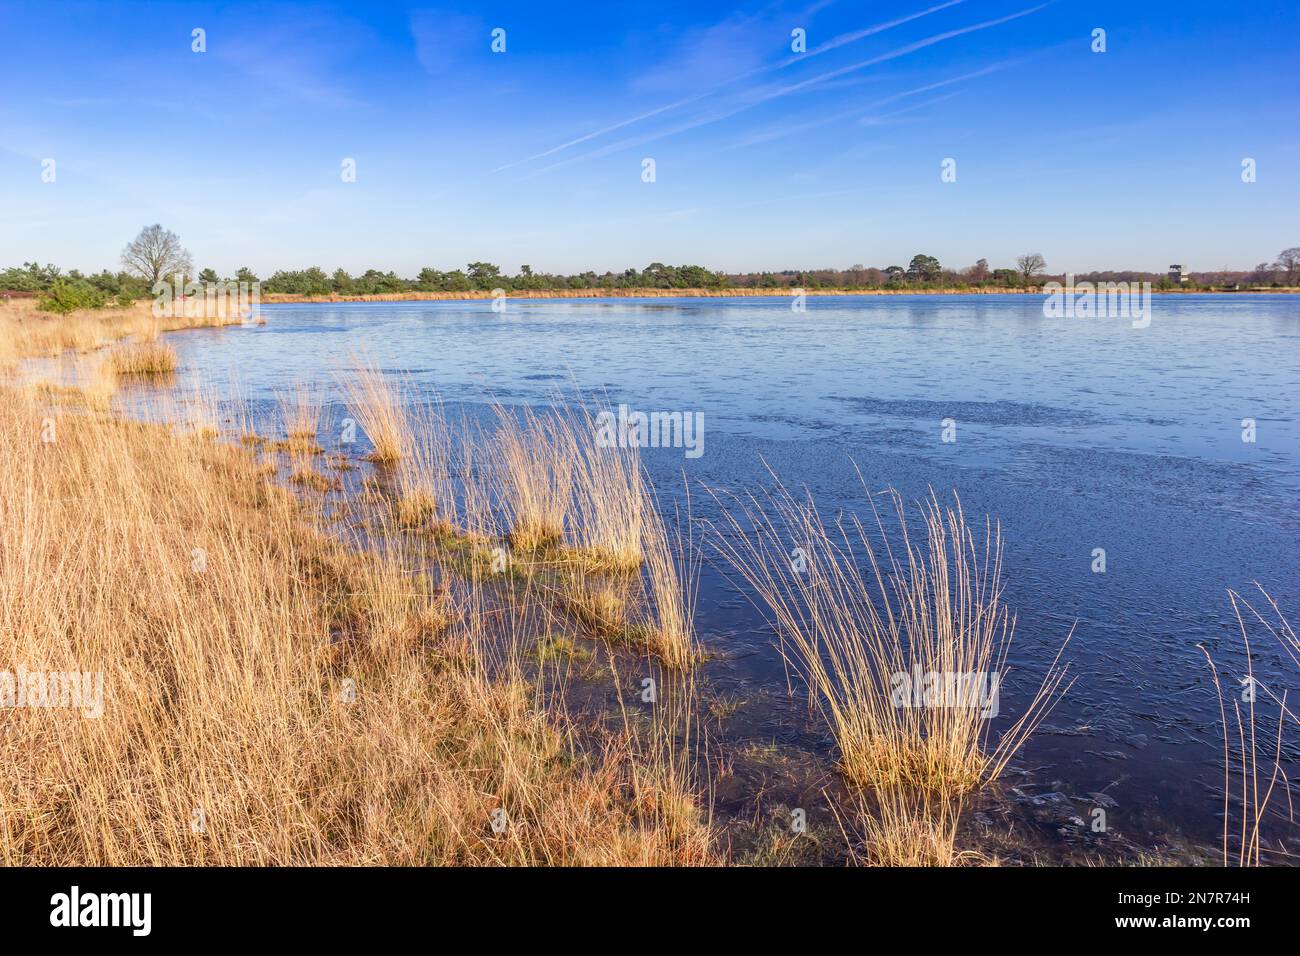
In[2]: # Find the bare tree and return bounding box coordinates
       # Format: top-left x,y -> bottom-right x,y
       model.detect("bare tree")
1016,253 -> 1046,283
121,224 -> 192,287
1274,247 -> 1300,286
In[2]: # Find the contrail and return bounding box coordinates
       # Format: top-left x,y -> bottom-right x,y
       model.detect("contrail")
758,3 -> 1049,102
518,4 -> 1050,178
723,59 -> 1019,150
782,0 -> 964,65
491,0 -> 964,173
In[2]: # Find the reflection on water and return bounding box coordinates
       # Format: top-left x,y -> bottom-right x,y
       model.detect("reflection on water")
156,294 -> 1300,858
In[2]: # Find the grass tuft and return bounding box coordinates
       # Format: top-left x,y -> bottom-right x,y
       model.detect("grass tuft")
110,341 -> 178,377
341,359 -> 410,464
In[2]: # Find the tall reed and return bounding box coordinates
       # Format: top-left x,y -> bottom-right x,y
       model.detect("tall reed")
494,404 -> 575,551
570,403 -> 646,571
1199,585 -> 1296,866
340,359 -> 410,464
278,379 -> 324,440
395,399 -> 457,531
712,479 -> 1071,798
635,484 -> 700,670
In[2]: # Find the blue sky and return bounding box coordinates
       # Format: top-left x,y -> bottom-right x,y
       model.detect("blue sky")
1,0 -> 1296,276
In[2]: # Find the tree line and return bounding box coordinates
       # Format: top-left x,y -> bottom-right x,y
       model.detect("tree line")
5,226 -> 1298,314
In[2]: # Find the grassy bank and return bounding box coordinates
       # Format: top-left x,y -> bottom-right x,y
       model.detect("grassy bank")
0,382 -> 712,865
0,297 -> 245,369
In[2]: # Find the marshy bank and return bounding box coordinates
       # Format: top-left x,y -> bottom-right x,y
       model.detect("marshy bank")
2,300 -> 1296,866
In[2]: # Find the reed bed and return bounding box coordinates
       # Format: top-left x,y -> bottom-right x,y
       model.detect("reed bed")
0,385 -> 715,865
0,297 -> 243,360
502,401 -> 697,668
710,477 -> 1073,864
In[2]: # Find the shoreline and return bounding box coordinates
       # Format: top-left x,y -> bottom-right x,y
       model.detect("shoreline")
257,286 -> 1300,304
7,287 -> 1295,308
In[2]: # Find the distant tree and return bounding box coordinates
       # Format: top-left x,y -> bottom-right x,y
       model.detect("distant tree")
1249,261 -> 1276,285
1274,247 -> 1300,285
353,269 -> 407,293
263,268 -> 331,295
332,268 -> 354,293
1016,253 -> 1046,283
121,224 -> 192,287
450,270 -> 473,291
968,258 -> 990,282
643,262 -> 673,287
466,262 -> 501,289
235,267 -> 259,285
0,262 -> 58,292
86,270 -> 122,294
991,268 -> 1021,286
907,254 -> 941,281
198,267 -> 219,284
884,265 -> 905,282
519,264 -> 533,277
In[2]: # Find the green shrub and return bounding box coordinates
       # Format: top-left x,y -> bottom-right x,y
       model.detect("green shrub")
37,279 -> 108,315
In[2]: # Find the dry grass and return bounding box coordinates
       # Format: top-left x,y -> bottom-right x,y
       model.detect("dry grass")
1,307 -> 716,865
1199,586 -> 1297,866
712,477 -> 1071,864
340,359 -> 411,464
495,404 -> 575,551
487,398 -> 696,668
0,297 -> 242,361
0,384 -> 715,865
714,480 -> 1070,796
566,575 -> 634,636
111,341 -> 178,377
395,401 -> 458,532
0,333 -> 17,377
289,466 -> 341,493
74,353 -> 119,410
635,486 -> 700,670
853,786 -> 977,866
570,403 -> 646,572
279,379 -> 324,440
